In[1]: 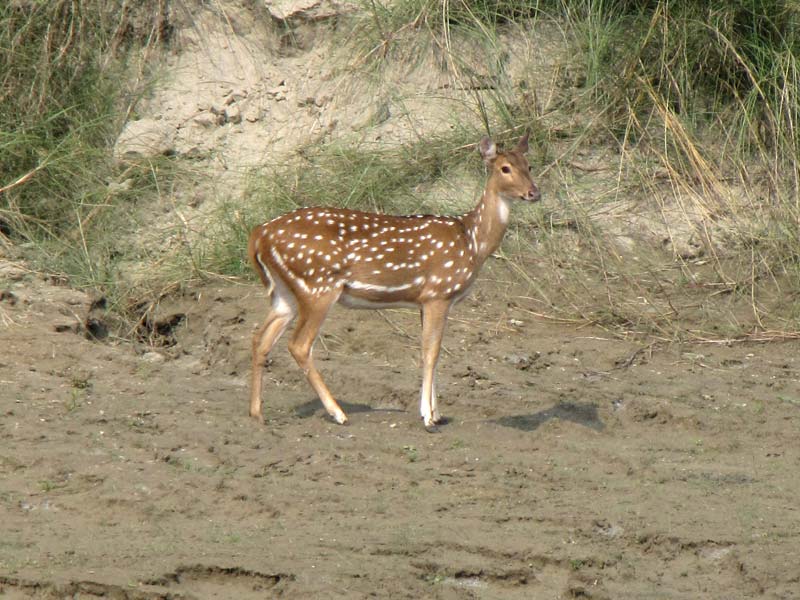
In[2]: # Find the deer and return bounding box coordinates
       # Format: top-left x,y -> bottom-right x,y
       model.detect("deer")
247,133 -> 540,431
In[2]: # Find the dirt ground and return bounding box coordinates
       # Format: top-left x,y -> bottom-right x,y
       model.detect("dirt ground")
1,262 -> 799,599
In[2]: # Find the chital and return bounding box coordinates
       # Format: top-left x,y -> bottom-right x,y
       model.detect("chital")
248,134 -> 540,430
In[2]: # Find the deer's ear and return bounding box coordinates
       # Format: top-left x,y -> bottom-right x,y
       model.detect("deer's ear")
516,132 -> 530,154
479,137 -> 497,163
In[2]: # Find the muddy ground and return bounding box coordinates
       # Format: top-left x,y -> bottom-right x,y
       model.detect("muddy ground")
1,263 -> 799,599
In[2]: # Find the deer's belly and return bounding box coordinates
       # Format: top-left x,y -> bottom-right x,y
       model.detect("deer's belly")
337,279 -> 422,309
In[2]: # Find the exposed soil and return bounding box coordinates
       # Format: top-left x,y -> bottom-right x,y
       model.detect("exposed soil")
2,262 -> 799,599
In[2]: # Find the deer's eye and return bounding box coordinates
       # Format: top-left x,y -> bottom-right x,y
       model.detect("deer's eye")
501,165 -> 512,174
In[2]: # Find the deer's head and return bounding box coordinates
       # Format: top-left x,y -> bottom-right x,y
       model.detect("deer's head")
480,133 -> 541,203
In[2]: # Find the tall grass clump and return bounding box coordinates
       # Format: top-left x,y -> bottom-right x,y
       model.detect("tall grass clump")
0,0 -> 169,265
354,0 -> 549,71
565,1 -> 799,169
552,0 -> 800,336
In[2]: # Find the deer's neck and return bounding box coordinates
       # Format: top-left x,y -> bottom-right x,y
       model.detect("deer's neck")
461,189 -> 511,264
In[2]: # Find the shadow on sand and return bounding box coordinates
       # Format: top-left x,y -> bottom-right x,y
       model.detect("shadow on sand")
493,401 -> 604,432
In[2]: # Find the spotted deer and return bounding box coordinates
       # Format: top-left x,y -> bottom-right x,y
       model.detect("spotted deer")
248,134 -> 540,431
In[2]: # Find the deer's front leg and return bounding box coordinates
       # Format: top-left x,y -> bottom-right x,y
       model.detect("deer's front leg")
420,300 -> 450,431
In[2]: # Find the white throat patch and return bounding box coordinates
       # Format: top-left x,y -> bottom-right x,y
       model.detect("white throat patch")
497,198 -> 510,224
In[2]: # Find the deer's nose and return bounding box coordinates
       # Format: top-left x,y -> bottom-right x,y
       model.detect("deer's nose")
527,185 -> 541,202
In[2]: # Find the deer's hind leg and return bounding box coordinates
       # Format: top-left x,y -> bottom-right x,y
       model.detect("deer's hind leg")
250,285 -> 296,420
